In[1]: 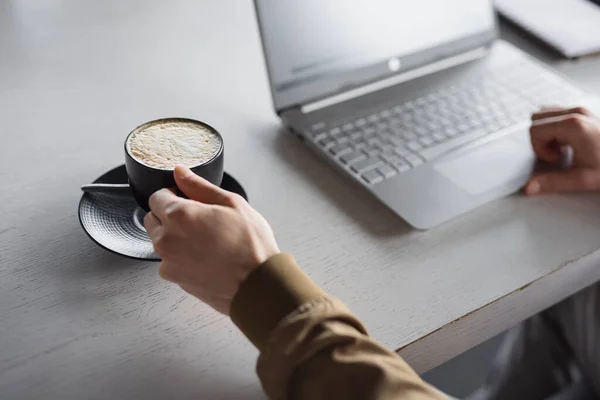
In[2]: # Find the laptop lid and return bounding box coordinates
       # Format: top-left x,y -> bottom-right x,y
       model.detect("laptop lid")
254,0 -> 497,113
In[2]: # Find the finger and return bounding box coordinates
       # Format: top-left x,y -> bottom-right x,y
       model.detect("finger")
148,188 -> 182,220
531,106 -> 564,120
525,169 -> 600,196
529,135 -> 563,163
529,116 -> 568,163
532,106 -> 594,121
530,114 -> 593,162
143,211 -> 162,237
174,166 -> 233,206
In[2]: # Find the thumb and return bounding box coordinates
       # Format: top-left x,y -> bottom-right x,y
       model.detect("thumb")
174,166 -> 230,205
525,169 -> 600,196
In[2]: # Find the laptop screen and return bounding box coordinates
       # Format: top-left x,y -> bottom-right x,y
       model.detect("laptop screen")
254,0 -> 496,111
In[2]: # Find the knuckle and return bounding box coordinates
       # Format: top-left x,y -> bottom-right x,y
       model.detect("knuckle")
574,107 -> 591,117
164,203 -> 191,222
220,191 -> 237,206
153,234 -> 169,254
149,189 -> 169,205
225,192 -> 246,208
148,191 -> 159,203
566,115 -> 587,131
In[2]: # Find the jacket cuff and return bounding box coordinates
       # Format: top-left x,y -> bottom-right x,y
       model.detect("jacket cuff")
230,253 -> 326,351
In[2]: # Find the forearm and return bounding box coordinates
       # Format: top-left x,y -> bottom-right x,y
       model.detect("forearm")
230,254 -> 446,400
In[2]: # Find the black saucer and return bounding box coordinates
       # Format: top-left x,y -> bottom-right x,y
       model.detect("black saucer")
78,165 -> 247,261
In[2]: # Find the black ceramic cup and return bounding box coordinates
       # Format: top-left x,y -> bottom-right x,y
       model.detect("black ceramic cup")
124,118 -> 224,212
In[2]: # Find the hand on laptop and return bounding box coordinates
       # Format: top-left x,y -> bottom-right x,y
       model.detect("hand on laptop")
525,106 -> 600,196
143,166 -> 280,315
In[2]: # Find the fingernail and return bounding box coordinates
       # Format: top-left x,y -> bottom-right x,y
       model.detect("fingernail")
527,180 -> 541,195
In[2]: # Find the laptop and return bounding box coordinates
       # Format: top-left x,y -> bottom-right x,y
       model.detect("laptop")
253,0 -> 598,229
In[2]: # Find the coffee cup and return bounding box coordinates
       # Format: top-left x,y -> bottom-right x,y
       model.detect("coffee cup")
124,117 -> 224,211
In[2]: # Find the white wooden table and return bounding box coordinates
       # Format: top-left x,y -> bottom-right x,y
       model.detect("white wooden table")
2,1 -> 600,399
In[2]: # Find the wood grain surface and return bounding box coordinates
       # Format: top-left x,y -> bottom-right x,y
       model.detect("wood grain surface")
2,1 -> 600,399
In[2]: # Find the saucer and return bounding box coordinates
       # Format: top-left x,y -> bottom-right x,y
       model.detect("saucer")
78,165 -> 247,261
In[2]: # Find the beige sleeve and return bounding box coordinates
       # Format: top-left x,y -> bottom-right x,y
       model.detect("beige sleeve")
230,254 -> 447,400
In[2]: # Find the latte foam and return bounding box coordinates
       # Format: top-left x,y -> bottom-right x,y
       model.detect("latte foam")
127,120 -> 221,170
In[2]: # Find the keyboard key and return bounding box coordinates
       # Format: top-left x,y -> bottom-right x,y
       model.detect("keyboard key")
377,164 -> 397,179
380,141 -> 396,152
401,131 -> 418,141
376,122 -> 388,131
391,159 -> 411,172
485,122 -> 501,133
388,123 -> 402,132
426,93 -> 438,101
457,123 -> 470,132
330,129 -> 345,140
336,136 -> 350,144
361,170 -> 384,184
437,117 -> 452,126
445,127 -> 459,137
367,136 -> 382,146
383,152 -> 402,162
342,123 -> 354,131
329,143 -> 352,156
374,138 -> 390,150
381,149 -> 397,159
350,132 -> 367,145
362,146 -> 380,157
363,126 -> 376,136
318,137 -> 336,148
386,136 -> 404,147
349,131 -> 363,140
432,132 -> 446,142
467,118 -> 483,128
353,141 -> 367,150
394,145 -> 411,157
407,141 -> 422,151
419,137 -> 435,147
405,154 -> 424,167
427,121 -> 439,130
351,157 -> 384,173
340,151 -> 365,165
312,122 -> 326,131
415,126 -> 429,136
497,118 -> 513,128
313,132 -> 328,141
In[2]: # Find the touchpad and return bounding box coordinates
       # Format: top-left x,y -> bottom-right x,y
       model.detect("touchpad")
434,139 -> 533,195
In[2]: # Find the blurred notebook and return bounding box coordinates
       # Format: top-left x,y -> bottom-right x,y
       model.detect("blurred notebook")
496,0 -> 600,58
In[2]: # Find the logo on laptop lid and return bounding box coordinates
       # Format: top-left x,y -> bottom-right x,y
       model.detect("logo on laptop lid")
388,57 -> 401,72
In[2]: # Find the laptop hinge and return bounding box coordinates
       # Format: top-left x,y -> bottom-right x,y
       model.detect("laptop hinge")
300,46 -> 489,114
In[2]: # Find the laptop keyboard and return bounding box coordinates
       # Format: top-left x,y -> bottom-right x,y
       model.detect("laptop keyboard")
308,62 -> 582,185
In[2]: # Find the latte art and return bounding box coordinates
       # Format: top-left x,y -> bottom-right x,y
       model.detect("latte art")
127,120 -> 222,170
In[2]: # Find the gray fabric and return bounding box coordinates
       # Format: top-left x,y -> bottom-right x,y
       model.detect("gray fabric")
467,282 -> 600,400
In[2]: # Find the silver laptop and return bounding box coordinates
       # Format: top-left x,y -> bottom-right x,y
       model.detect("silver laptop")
253,0 -> 597,229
